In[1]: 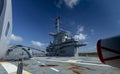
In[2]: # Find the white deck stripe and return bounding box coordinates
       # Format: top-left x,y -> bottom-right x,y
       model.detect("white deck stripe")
32,58 -> 60,72
37,61 -> 41,63
32,58 -> 45,65
37,61 -> 45,65
78,62 -> 110,67
50,67 -> 59,72
0,62 -> 31,74
35,58 -> 110,67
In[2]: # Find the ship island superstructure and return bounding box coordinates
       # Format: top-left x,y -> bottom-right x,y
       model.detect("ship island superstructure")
46,17 -> 86,57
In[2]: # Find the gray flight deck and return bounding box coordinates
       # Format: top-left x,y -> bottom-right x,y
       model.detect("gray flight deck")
0,57 -> 119,74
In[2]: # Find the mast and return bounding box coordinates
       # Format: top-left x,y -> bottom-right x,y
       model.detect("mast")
55,16 -> 60,33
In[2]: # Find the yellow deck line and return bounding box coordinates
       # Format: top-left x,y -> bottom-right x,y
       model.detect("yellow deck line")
23,71 -> 31,74
0,62 -> 8,64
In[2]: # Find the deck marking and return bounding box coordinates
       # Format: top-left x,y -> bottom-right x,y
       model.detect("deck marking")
0,62 -> 31,74
32,58 -> 45,65
32,58 -> 60,72
78,62 -> 110,67
37,61 -> 45,65
50,67 -> 59,72
35,58 -> 110,67
66,60 -> 78,63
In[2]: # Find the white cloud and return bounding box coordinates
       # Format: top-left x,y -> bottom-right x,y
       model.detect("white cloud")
74,26 -> 87,41
77,26 -> 84,33
64,0 -> 79,8
74,33 -> 87,41
64,0 -> 80,8
31,40 -> 44,47
56,0 -> 80,8
10,34 -> 23,42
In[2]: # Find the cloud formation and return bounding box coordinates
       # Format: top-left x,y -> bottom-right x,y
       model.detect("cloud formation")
74,33 -> 87,41
77,26 -> 84,33
10,34 -> 23,42
74,26 -> 87,41
56,0 -> 80,8
64,0 -> 80,8
31,40 -> 44,47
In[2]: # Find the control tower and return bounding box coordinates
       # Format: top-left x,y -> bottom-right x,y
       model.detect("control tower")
46,17 -> 86,56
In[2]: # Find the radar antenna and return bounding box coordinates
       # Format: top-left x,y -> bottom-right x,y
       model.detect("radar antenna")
55,16 -> 60,33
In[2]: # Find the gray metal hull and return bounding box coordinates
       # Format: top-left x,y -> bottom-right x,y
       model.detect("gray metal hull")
57,46 -> 77,57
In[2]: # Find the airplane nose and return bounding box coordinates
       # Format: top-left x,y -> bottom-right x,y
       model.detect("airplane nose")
97,39 -> 105,64
97,35 -> 120,68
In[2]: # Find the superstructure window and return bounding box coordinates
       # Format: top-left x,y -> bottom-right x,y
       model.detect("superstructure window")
0,0 -> 4,16
5,22 -> 10,37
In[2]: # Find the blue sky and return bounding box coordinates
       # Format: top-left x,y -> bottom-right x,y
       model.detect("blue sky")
11,0 -> 120,52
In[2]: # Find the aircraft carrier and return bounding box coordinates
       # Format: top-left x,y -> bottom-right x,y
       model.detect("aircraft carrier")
0,45 -> 119,74
46,17 -> 86,57
0,0 -> 119,74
